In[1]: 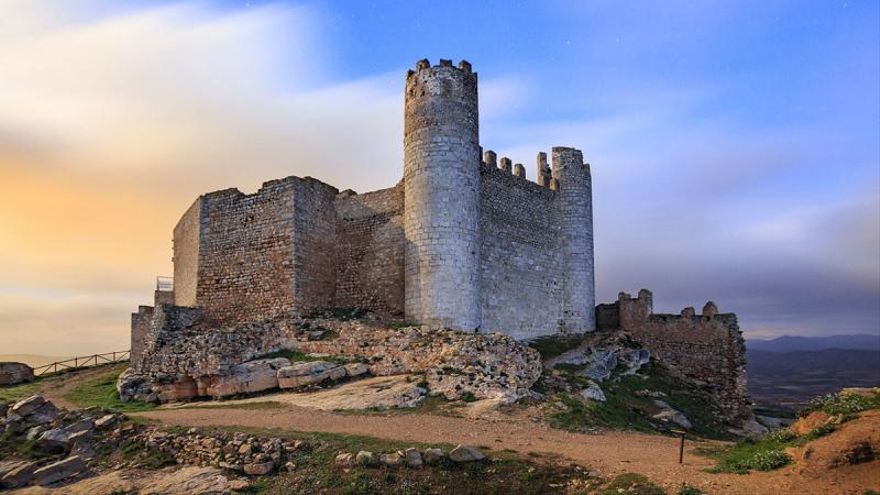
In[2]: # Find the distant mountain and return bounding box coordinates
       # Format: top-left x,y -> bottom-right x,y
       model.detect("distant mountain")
746,334 -> 880,353
747,348 -> 880,411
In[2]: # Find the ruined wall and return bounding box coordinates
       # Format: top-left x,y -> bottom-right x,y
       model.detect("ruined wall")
130,305 -> 155,368
478,161 -> 564,339
600,289 -> 750,421
333,184 -> 405,314
172,199 -> 201,307
195,181 -> 298,326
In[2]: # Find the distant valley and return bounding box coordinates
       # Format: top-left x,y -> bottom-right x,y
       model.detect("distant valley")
746,334 -> 880,411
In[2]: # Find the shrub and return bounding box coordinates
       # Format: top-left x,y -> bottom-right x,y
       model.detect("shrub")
749,449 -> 791,471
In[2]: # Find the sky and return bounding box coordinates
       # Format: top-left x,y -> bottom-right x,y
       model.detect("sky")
0,0 -> 878,356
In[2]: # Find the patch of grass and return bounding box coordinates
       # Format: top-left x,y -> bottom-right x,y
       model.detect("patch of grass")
0,378 -> 45,403
601,473 -> 665,495
460,392 -> 477,403
527,334 -> 584,360
255,350 -> 337,363
548,362 -> 735,440
803,390 -> 880,416
389,321 -> 419,329
63,364 -> 156,412
696,431 -> 797,474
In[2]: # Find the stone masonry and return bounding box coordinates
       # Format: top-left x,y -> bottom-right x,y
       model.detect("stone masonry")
596,289 -> 750,422
141,58 -> 596,347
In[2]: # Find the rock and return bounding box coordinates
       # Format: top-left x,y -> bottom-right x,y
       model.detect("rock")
94,414 -> 119,430
65,418 -> 95,435
356,450 -> 377,466
652,409 -> 693,429
273,375 -> 426,410
0,460 -> 38,489
635,389 -> 667,398
733,417 -> 769,440
243,461 -> 274,475
204,358 -> 289,398
617,349 -> 650,375
379,452 -> 402,466
10,395 -> 49,418
33,455 -> 84,486
343,362 -> 370,377
0,362 -> 34,386
0,400 -> 10,417
579,383 -> 606,402
335,452 -> 355,466
582,350 -> 617,382
26,425 -> 48,441
422,448 -> 445,465
404,448 -> 423,468
37,428 -> 72,451
756,415 -> 792,429
277,361 -> 346,390
449,445 -> 485,462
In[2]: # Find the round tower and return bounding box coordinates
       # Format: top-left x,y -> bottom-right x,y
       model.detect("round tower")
552,147 -> 596,333
403,58 -> 481,331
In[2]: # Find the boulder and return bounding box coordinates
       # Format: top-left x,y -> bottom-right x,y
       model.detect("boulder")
580,383 -> 606,402
334,452 -> 355,466
277,361 -> 345,390
582,351 -> 617,382
203,358 -> 290,398
652,409 -> 693,429
0,460 -> 38,489
343,362 -> 370,378
33,455 -> 84,486
422,448 -> 445,465
449,445 -> 485,462
404,448 -> 423,468
65,418 -> 95,435
10,395 -> 50,418
0,362 -> 34,386
379,452 -> 402,466
356,450 -> 377,467
0,400 -> 11,417
94,414 -> 119,430
243,461 -> 274,476
37,428 -> 72,451
617,349 -> 650,375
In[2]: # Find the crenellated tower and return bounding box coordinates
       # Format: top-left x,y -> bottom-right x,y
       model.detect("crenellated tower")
552,147 -> 596,333
403,59 -> 482,331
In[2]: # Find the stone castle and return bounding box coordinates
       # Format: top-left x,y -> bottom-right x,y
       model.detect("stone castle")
160,58 -> 594,340
126,59 -> 749,426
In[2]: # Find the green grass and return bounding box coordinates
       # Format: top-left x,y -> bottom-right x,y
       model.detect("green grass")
0,378 -> 45,403
63,364 -> 156,412
803,390 -> 880,416
601,473 -> 665,495
255,349 -> 329,363
526,334 -> 585,360
548,362 -> 735,440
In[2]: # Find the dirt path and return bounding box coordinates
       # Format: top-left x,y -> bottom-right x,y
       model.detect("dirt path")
135,404 -> 878,495
37,365 -> 119,409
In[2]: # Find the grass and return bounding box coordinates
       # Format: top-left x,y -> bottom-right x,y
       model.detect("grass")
803,390 -> 880,416
63,364 -> 156,412
0,378 -> 46,403
255,349 -> 330,363
526,334 -> 585,360
548,362 -> 735,440
600,473 -> 665,495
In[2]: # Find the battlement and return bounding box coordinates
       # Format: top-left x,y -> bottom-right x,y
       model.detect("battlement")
407,58 -> 474,77
481,148 -> 588,191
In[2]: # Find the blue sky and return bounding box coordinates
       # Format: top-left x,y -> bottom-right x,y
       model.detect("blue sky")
0,0 -> 877,355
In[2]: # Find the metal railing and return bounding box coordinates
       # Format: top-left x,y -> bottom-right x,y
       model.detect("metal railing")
32,350 -> 130,376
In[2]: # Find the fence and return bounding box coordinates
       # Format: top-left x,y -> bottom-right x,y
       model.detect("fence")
32,350 -> 130,377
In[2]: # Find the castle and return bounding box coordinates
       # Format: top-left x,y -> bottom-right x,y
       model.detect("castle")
160,59 -> 595,340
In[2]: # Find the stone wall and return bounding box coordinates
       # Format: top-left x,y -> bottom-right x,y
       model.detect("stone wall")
598,289 -> 750,422
478,161 -> 564,339
333,184 -> 405,315
172,199 -> 201,307
290,178 -> 340,313
0,362 -> 34,385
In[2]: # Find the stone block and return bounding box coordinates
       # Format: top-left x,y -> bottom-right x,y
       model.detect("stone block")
33,455 -> 84,486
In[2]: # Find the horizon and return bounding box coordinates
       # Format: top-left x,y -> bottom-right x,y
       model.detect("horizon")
1,0 -> 878,355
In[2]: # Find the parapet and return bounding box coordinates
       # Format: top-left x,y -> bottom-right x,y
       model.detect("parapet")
407,58 -> 476,79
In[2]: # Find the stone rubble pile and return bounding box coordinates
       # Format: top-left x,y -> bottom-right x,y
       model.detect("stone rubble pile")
121,316 -> 541,405
335,444 -> 485,469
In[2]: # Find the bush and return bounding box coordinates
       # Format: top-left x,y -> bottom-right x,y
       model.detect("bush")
678,485 -> 706,495
805,391 -> 880,416
748,449 -> 791,471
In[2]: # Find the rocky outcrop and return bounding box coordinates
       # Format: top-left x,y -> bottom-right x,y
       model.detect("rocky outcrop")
0,362 -> 34,385
121,313 -> 541,405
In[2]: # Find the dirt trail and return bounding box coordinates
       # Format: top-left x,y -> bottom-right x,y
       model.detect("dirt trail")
37,365 -> 118,409
135,404 -> 879,495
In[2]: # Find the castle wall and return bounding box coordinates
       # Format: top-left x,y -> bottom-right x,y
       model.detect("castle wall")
194,181 -> 298,326
289,178 -> 340,313
602,289 -> 750,422
478,163 -> 564,339
172,199 -> 201,307
130,305 -> 154,368
333,184 -> 406,314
